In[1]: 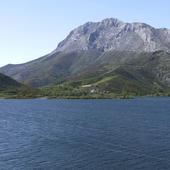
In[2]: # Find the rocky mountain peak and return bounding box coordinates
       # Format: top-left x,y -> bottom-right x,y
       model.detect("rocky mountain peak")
55,18 -> 170,53
101,18 -> 124,27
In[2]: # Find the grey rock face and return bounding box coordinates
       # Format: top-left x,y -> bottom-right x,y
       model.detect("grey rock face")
55,18 -> 170,52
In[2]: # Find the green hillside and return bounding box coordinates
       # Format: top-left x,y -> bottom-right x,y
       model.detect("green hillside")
1,50 -> 170,98
41,68 -> 168,99
0,73 -> 40,98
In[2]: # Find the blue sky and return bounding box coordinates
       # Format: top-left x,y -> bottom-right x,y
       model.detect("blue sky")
0,0 -> 170,66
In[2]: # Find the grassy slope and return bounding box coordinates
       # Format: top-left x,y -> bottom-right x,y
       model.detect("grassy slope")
0,73 -> 40,98
41,67 -> 167,99
41,51 -> 170,98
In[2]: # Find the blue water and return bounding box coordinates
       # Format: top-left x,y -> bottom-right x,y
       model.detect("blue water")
0,98 -> 170,170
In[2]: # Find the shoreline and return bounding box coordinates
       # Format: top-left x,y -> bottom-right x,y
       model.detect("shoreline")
0,95 -> 169,100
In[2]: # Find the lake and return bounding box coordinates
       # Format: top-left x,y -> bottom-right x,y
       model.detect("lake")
0,98 -> 170,170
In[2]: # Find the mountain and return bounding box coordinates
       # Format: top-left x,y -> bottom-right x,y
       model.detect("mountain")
0,18 -> 170,94
55,18 -> 170,53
